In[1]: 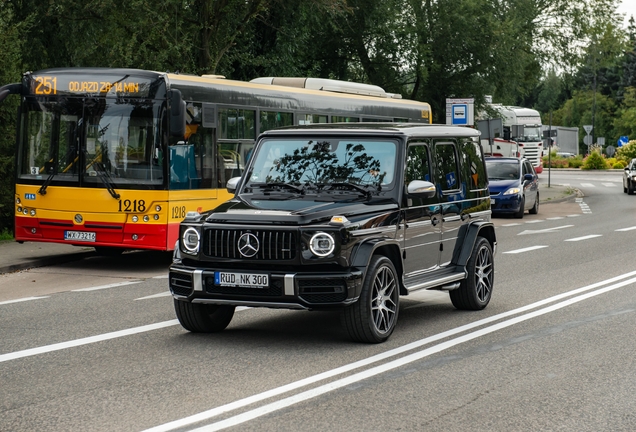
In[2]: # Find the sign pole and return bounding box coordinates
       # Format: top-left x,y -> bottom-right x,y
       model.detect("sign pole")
548,112 -> 552,188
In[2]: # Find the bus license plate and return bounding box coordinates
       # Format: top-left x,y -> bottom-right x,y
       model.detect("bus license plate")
215,272 -> 269,288
64,231 -> 96,242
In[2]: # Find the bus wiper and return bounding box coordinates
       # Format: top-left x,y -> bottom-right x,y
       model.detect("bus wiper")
249,182 -> 305,194
38,146 -> 78,195
38,171 -> 56,195
85,150 -> 120,199
93,162 -> 120,199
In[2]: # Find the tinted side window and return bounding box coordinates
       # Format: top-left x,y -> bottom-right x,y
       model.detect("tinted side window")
406,143 -> 431,183
434,142 -> 460,192
460,138 -> 487,191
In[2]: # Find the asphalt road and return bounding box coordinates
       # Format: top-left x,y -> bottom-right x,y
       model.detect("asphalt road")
2,169 -> 636,431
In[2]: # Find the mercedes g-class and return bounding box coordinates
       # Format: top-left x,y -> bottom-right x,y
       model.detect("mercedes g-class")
169,124 -> 496,343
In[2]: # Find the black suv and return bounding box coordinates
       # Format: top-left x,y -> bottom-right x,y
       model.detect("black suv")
169,124 -> 496,343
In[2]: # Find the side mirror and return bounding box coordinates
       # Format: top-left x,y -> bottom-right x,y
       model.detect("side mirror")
169,89 -> 186,137
227,176 -> 241,194
407,180 -> 436,199
524,173 -> 533,182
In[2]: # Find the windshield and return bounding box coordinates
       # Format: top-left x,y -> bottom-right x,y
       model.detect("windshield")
17,97 -> 164,187
486,161 -> 520,180
246,138 -> 397,191
516,126 -> 541,142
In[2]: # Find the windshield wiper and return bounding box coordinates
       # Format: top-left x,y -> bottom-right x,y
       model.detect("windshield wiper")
38,171 -> 56,195
38,146 -> 78,195
317,182 -> 378,198
249,182 -> 305,195
84,150 -> 120,199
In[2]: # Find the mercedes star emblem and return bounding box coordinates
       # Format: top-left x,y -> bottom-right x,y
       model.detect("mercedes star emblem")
238,233 -> 259,257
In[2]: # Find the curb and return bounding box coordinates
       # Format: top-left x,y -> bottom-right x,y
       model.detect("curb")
0,250 -> 96,275
540,187 -> 582,205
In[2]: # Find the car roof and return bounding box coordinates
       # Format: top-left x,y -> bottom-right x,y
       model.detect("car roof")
485,157 -> 524,163
259,123 -> 481,139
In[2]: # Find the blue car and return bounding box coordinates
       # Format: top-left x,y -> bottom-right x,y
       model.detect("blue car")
486,157 -> 539,218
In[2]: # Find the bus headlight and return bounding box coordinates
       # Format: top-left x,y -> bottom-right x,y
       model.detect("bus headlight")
309,232 -> 335,257
182,227 -> 200,254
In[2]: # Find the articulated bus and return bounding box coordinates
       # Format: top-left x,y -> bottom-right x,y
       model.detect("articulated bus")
0,68 -> 432,254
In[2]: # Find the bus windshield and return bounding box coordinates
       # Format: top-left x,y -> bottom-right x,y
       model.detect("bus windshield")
18,97 -> 164,187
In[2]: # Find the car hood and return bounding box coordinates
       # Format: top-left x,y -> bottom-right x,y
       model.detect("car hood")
203,195 -> 399,226
488,179 -> 520,194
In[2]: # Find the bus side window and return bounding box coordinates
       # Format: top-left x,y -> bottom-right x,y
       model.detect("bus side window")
170,145 -> 201,190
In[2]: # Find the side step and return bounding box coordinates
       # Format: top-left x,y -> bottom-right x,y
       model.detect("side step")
403,267 -> 466,293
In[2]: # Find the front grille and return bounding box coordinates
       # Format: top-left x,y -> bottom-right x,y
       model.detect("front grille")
298,279 -> 347,304
170,271 -> 193,296
203,228 -> 297,260
204,276 -> 283,296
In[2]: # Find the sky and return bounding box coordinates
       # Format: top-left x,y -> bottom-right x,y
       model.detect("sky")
617,0 -> 636,28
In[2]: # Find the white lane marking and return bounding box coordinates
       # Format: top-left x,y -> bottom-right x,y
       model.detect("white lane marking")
524,220 -> 544,224
567,214 -> 581,218
565,234 -> 602,242
602,183 -> 616,187
153,275 -> 169,279
0,296 -> 50,306
155,275 -> 636,432
503,245 -> 548,254
72,281 -> 141,292
518,225 -> 574,236
501,223 -> 521,227
546,217 -> 564,220
616,226 -> 636,232
580,183 -> 595,187
0,320 -> 179,363
135,292 -> 172,300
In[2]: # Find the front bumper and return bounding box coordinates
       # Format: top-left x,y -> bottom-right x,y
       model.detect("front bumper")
490,194 -> 522,214
169,265 -> 364,310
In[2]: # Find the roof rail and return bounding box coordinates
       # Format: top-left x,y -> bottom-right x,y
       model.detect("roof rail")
250,77 -> 397,98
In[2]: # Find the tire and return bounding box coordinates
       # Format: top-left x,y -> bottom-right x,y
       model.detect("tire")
450,237 -> 493,310
174,299 -> 235,333
343,255 -> 399,343
529,192 -> 539,214
514,196 -> 525,218
629,183 -> 634,195
94,246 -> 125,256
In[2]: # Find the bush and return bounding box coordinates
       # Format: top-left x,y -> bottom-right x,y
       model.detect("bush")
582,151 -> 609,170
613,160 -> 626,169
568,156 -> 584,168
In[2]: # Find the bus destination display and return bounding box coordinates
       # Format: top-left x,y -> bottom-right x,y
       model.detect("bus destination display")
31,74 -> 154,97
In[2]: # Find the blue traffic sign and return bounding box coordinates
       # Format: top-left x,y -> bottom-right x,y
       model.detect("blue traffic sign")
618,136 -> 629,147
451,104 -> 468,125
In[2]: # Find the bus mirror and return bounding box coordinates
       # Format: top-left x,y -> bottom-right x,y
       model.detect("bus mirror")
169,89 -> 186,137
0,83 -> 21,103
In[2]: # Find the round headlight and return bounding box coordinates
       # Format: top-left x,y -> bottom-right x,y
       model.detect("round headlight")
132,215 -> 138,222
143,215 -> 149,222
182,227 -> 200,254
309,232 -> 335,257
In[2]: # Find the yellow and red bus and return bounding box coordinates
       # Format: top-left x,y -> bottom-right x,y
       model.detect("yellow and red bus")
0,68 -> 432,254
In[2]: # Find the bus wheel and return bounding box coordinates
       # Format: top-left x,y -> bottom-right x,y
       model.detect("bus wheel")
174,299 -> 235,333
94,247 -> 125,256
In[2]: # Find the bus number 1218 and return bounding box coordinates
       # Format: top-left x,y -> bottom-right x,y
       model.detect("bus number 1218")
118,199 -> 146,212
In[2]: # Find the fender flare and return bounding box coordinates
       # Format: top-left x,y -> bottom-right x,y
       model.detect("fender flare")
453,221 -> 496,267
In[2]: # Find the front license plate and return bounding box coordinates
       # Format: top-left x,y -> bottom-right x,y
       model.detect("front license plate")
215,272 -> 269,288
64,231 -> 96,242
491,199 -> 496,204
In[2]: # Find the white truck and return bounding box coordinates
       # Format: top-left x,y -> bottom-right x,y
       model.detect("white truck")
481,105 -> 544,174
